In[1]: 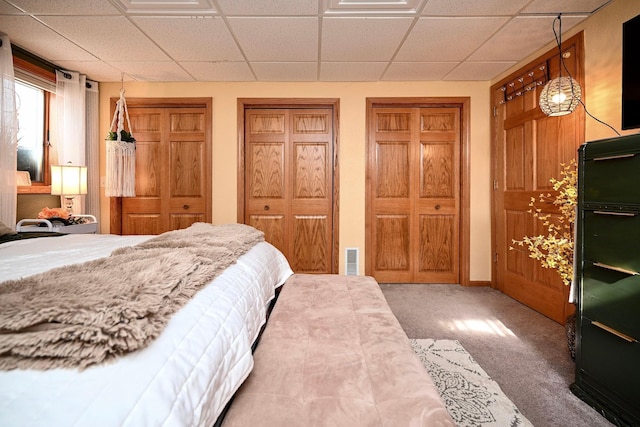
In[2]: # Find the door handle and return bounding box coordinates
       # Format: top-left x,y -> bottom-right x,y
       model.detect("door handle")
264,205 -> 270,211
183,204 -> 189,210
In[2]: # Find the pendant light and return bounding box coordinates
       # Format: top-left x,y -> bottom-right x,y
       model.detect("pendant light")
539,14 -> 582,116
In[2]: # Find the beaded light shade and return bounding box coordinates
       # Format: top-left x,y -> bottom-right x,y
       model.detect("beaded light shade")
539,14 -> 582,117
539,75 -> 582,116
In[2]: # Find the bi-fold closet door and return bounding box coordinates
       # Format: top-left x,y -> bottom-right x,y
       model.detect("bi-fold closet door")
242,107 -> 336,274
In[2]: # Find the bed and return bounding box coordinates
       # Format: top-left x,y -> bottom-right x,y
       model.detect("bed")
0,223 -> 293,427
0,222 -> 453,427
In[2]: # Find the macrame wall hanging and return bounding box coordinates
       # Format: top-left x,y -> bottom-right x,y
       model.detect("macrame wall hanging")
105,84 -> 136,197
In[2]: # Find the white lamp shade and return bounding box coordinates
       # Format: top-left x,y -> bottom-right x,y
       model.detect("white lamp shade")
539,76 -> 582,116
51,164 -> 88,196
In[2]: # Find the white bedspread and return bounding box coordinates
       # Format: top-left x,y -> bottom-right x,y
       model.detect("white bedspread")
0,234 -> 293,427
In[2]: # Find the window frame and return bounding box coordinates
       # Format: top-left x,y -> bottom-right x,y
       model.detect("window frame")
13,48 -> 56,194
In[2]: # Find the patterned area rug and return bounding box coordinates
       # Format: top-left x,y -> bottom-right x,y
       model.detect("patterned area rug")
411,339 -> 533,427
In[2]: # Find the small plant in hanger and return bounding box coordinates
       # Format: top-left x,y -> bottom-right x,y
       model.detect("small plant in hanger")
106,129 -> 136,143
105,73 -> 136,197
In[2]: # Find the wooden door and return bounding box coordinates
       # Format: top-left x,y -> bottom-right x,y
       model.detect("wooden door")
367,105 -> 461,283
491,33 -> 584,323
110,99 -> 212,235
243,107 -> 335,273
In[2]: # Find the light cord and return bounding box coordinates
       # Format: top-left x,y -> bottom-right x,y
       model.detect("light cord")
552,14 -> 621,136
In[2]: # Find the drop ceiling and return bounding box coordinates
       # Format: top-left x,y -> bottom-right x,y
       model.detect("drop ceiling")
0,0 -> 612,83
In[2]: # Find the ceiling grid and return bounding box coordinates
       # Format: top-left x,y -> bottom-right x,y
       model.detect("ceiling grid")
0,0 -> 612,82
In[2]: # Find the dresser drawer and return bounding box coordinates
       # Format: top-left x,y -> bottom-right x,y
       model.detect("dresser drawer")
583,210 -> 640,273
583,152 -> 640,207
581,262 -> 640,339
578,317 -> 640,409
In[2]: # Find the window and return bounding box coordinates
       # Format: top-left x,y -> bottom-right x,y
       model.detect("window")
16,80 -> 47,183
12,45 -> 56,192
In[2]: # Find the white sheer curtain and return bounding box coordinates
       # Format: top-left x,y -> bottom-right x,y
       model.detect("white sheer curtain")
0,34 -> 18,229
56,70 -> 86,214
85,80 -> 100,224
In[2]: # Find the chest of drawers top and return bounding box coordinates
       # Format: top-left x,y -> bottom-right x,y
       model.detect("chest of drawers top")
579,134 -> 640,210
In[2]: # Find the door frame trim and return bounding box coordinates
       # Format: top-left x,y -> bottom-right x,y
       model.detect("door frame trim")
237,98 -> 340,274
365,97 -> 471,286
109,97 -> 213,234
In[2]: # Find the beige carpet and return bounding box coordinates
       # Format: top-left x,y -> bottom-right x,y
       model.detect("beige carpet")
411,339 -> 532,427
381,283 -> 613,427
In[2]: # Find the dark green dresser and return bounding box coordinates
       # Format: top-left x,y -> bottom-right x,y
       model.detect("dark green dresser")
572,134 -> 640,426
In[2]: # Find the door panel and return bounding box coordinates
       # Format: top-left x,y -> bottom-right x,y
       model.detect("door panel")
491,33 -> 584,323
368,105 -> 461,283
375,215 -> 410,272
420,214 -> 455,273
112,100 -> 211,235
293,215 -> 329,272
244,107 -> 335,274
166,109 -> 207,230
122,108 -> 163,235
377,142 -> 410,198
245,110 -> 287,255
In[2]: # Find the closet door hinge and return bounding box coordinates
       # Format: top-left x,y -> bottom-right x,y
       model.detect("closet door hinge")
493,106 -> 497,117
493,180 -> 498,190
493,253 -> 498,263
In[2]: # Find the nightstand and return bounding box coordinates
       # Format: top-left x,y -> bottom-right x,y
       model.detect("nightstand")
16,215 -> 98,234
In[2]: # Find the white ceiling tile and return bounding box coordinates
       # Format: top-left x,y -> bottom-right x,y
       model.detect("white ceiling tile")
54,60 -> 126,82
468,15 -> 586,61
444,62 -> 516,80
321,17 -> 413,61
396,17 -> 509,62
323,0 -> 424,15
180,61 -> 255,81
227,17 -> 318,61
8,0 -> 120,15
422,0 -> 530,16
522,0 -> 611,14
217,0 -> 318,16
320,62 -> 387,81
0,2 -> 23,13
0,0 -> 614,82
106,61 -> 194,81
251,62 -> 318,81
383,62 -> 458,80
112,0 -> 216,15
132,16 -> 243,61
40,16 -> 170,61
0,15 -> 96,61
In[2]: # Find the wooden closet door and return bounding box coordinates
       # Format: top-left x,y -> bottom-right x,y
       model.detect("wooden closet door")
491,33 -> 584,323
120,105 -> 210,235
367,106 -> 460,283
244,108 -> 334,273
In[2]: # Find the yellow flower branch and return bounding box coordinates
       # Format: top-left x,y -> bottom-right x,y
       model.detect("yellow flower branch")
511,160 -> 576,286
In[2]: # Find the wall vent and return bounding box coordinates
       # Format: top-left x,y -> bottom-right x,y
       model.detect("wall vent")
345,248 -> 359,276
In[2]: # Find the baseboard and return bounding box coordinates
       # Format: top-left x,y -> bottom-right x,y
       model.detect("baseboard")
466,280 -> 491,287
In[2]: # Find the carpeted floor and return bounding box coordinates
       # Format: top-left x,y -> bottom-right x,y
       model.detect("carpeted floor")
380,283 -> 613,427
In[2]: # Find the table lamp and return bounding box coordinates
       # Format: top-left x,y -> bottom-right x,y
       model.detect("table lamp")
51,163 -> 87,215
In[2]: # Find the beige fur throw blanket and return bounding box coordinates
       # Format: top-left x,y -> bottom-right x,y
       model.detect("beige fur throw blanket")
0,223 -> 264,371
